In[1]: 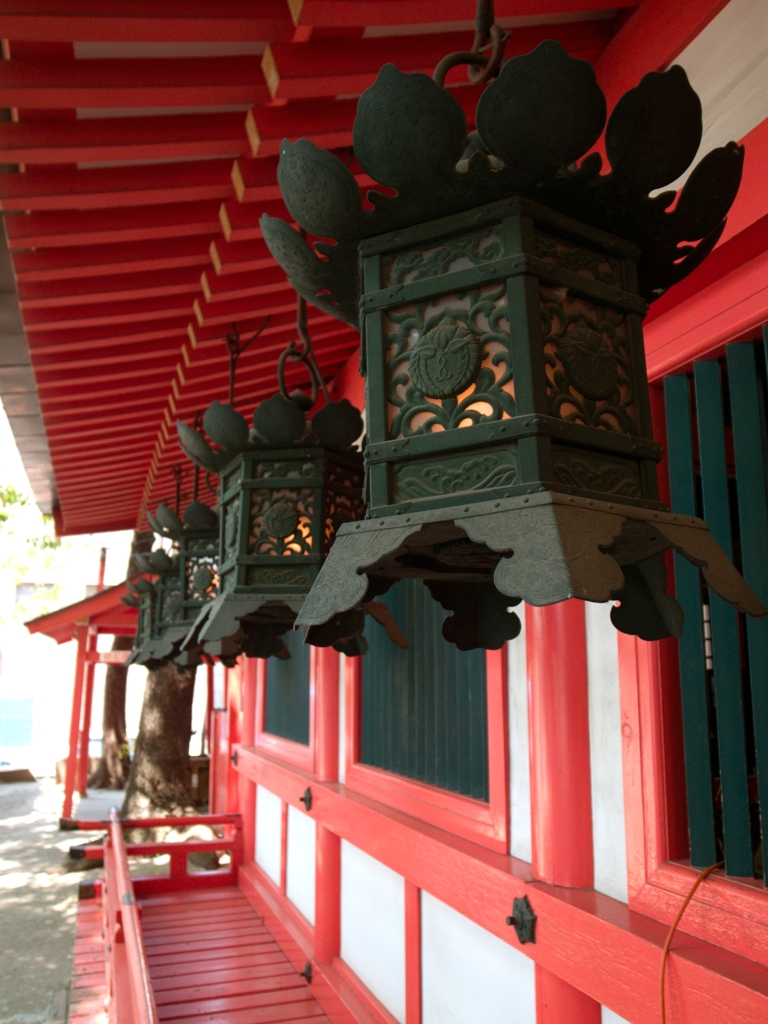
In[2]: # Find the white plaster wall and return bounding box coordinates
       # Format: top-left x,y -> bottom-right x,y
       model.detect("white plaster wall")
667,0 -> 768,189
421,891 -> 536,1024
255,784 -> 282,887
340,840 -> 405,1023
585,602 -> 628,903
602,1007 -> 632,1024
338,652 -> 346,784
286,804 -> 316,925
508,609 -> 531,862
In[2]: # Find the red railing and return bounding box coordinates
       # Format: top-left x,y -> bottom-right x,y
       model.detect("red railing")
73,811 -> 243,1024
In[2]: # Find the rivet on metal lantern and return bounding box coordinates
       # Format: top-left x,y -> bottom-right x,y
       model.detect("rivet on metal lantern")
124,496 -> 219,669
175,311 -> 378,662
260,27 -> 767,650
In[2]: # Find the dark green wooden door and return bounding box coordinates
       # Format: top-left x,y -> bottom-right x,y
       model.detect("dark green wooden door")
361,579 -> 489,800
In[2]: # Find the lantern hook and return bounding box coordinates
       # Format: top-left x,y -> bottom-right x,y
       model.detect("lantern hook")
433,0 -> 508,88
224,315 -> 271,407
277,291 -> 332,409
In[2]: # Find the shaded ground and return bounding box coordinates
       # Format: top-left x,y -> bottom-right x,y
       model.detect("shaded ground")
0,780 -> 107,1024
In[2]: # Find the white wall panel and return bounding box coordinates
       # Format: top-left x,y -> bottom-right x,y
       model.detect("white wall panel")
340,840 -> 405,1023
339,653 -> 346,784
602,1007 -> 632,1024
255,784 -> 282,887
422,891 -> 536,1024
508,611 -> 531,862
286,804 -> 316,924
585,602 -> 628,903
667,0 -> 768,189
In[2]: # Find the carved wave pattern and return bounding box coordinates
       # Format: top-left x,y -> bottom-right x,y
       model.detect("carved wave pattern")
185,554 -> 218,602
535,231 -> 620,288
323,487 -> 366,554
553,456 -> 641,497
396,451 -> 517,500
248,487 -> 314,557
386,229 -> 503,286
541,285 -> 637,434
386,282 -> 514,439
246,566 -> 312,587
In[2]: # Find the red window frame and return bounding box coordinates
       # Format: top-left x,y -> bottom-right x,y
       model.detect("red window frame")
344,647 -> 509,853
254,647 -> 317,774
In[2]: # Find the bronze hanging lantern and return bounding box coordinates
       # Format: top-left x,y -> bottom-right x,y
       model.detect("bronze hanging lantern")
124,487 -> 219,669
259,16 -> 767,650
175,309 -> 382,662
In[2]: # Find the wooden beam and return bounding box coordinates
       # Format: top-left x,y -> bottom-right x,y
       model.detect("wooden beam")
263,21 -> 614,100
12,237 -> 212,281
592,0 -> 730,115
209,238 -> 275,276
0,2 -> 293,42
18,267 -> 202,309
6,200 -> 221,249
288,0 -> 631,28
0,161 -> 233,212
0,56 -> 269,108
0,111 -> 250,164
24,294 -> 198,332
219,198 -> 290,242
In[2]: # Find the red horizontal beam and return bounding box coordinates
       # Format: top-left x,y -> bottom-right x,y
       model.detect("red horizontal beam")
209,237 -> 276,275
18,266 -> 202,309
288,0 -> 630,27
6,200 -> 221,249
0,2 -> 293,42
264,21 -> 613,100
219,198 -> 291,242
0,111 -> 249,164
194,282 -> 295,328
11,236 -> 212,281
0,56 -> 269,108
0,160 -> 233,211
24,293 -> 197,332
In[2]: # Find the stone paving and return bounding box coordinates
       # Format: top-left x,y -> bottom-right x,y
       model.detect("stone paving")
0,780 -> 110,1024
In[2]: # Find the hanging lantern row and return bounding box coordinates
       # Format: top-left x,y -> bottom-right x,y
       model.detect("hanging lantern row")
122,497 -> 219,669
172,307 -> 401,662
251,25 -> 767,647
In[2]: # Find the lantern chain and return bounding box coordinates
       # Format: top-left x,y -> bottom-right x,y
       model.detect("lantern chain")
433,0 -> 509,88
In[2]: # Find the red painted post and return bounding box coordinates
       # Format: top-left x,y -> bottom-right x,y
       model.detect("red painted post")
527,601 -> 600,1024
77,653 -> 96,797
314,646 -> 341,963
405,880 -> 422,1024
239,658 -> 257,863
62,623 -> 88,821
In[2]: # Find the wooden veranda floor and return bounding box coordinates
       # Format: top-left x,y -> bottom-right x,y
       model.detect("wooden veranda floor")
70,887 -> 331,1024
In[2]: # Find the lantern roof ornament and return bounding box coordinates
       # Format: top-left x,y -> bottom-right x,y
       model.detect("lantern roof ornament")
259,23 -> 766,651
261,40 -> 743,327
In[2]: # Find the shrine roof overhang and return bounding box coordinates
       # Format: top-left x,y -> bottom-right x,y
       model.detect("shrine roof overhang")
0,1 -> 735,536
25,579 -> 137,643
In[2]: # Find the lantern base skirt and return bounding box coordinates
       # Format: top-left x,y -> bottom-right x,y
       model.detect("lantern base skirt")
183,592 -> 306,662
295,491 -> 766,650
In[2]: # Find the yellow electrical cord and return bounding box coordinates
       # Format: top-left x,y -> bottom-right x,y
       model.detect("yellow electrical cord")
660,861 -> 723,1023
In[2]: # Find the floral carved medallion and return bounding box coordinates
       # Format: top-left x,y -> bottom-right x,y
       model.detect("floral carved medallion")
409,315 -> 482,400
263,501 -> 299,540
559,327 -> 618,401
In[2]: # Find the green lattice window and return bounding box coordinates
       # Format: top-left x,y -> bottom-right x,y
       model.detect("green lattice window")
361,579 -> 488,800
664,338 -> 768,881
264,629 -> 311,745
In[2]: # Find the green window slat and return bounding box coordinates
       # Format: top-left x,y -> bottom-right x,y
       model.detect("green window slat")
664,375 -> 718,867
726,342 -> 768,881
694,359 -> 753,876
264,628 -> 311,746
361,579 -> 488,800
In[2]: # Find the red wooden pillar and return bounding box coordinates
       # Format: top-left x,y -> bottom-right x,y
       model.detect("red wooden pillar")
314,647 -> 341,963
76,636 -> 97,797
239,658 -> 258,863
527,601 -> 600,1024
62,623 -> 88,821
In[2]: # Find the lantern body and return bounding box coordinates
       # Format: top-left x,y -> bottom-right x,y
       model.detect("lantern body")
362,195 -> 660,517
188,445 -> 365,659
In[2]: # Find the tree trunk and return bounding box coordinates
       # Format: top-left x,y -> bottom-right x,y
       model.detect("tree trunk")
85,530 -> 153,789
121,661 -> 197,820
87,635 -> 133,789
